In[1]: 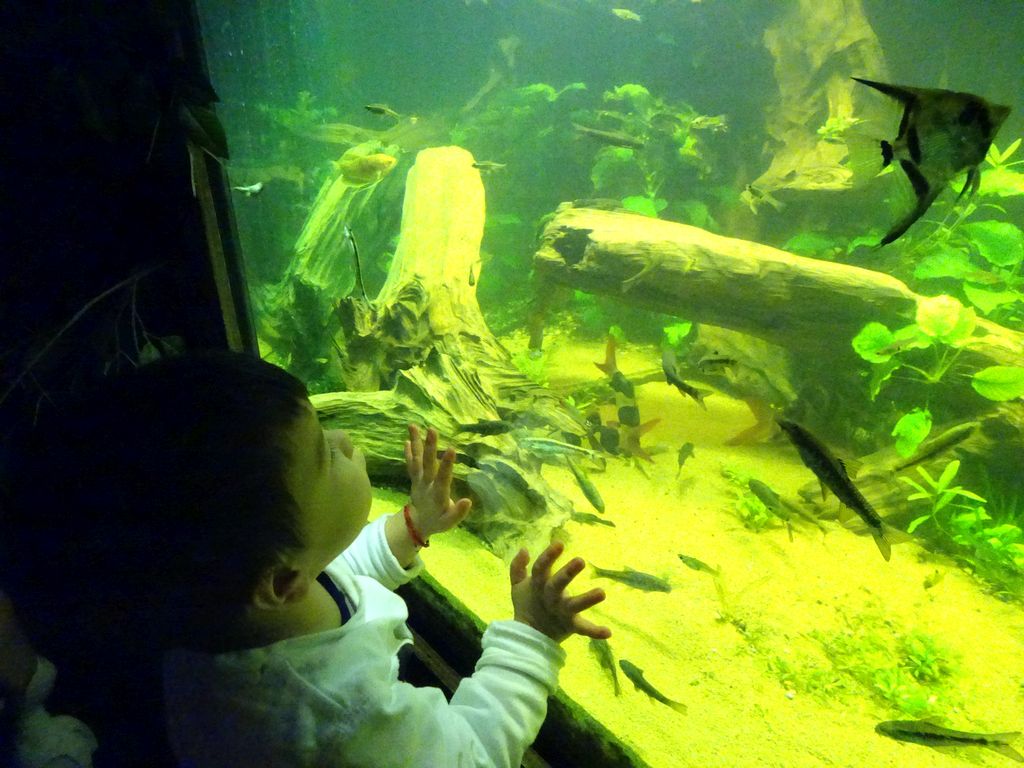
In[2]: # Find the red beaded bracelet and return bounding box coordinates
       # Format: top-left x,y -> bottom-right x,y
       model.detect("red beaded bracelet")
403,504 -> 429,548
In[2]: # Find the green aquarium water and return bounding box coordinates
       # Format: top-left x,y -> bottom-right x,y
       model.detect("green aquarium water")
196,2 -> 1024,765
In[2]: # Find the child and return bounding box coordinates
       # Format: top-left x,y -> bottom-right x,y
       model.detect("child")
2,351 -> 610,767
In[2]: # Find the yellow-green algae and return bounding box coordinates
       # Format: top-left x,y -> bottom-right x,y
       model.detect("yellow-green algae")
369,335 -> 1024,768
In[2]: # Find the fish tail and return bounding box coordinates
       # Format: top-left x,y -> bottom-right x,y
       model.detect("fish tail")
987,742 -> 1024,763
871,528 -> 892,561
880,140 -> 894,167
669,700 -> 689,715
692,389 -> 708,411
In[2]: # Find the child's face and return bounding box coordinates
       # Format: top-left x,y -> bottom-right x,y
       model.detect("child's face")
285,400 -> 372,572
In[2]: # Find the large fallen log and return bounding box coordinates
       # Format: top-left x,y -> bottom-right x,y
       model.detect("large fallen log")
532,203 -> 1024,474
534,204 -> 1024,365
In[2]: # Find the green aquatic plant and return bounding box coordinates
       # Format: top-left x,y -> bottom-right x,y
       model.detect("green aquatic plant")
511,349 -> 548,387
766,653 -> 844,699
890,407 -> 932,458
256,90 -> 338,133
980,137 -> 1024,197
869,667 -> 940,718
899,630 -> 958,684
661,321 -> 693,347
902,459 -> 986,535
970,365 -> 1024,401
580,82 -> 724,220
948,505 -> 1024,599
813,619 -> 960,718
720,467 -> 781,533
850,294 -> 1005,400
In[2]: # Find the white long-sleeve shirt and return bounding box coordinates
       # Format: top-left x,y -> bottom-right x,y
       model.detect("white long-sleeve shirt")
163,516 -> 566,767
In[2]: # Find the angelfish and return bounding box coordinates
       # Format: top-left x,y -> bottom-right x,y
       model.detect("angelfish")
853,77 -> 1010,245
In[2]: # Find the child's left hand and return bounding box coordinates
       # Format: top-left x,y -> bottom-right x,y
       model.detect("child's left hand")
405,424 -> 472,540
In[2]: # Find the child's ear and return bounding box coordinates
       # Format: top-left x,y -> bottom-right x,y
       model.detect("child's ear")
251,564 -> 309,610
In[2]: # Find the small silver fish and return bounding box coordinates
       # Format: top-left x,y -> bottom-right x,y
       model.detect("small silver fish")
592,566 -> 670,593
677,553 -> 719,576
571,511 -> 616,528
566,457 -> 605,514
676,442 -> 695,477
232,182 -> 264,197
618,659 -> 687,714
520,437 -> 606,466
589,638 -> 621,695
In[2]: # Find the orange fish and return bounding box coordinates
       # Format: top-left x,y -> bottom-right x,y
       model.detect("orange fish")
333,152 -> 397,185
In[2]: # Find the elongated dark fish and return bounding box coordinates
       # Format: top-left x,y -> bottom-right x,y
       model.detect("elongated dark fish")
618,660 -> 687,714
566,457 -> 605,513
853,77 -> 1010,245
876,719 -> 1023,763
573,122 -> 646,150
592,566 -> 671,593
520,436 -> 605,465
455,419 -> 514,435
589,638 -> 621,695
342,224 -> 369,302
365,103 -> 402,120
472,160 -> 506,172
777,419 -> 892,560
662,347 -> 708,410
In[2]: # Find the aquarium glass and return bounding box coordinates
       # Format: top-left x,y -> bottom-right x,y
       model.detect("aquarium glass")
195,2 -> 1024,765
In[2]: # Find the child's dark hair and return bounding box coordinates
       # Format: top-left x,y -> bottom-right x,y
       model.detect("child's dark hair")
0,350 -> 310,765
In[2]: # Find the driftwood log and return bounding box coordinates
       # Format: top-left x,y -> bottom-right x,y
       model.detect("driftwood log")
532,203 -> 1024,519
310,147 -> 588,558
534,204 -> 1024,363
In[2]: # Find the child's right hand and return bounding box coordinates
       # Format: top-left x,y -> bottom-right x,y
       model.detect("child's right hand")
509,542 -> 611,644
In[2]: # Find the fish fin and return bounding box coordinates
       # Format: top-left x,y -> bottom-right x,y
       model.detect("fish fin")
880,140 -> 894,167
957,165 -> 981,202
882,521 -> 915,545
987,743 -> 1024,763
870,528 -> 892,561
691,388 -> 710,410
852,77 -> 919,106
819,480 -> 829,502
906,126 -> 922,165
879,166 -> 941,245
669,701 -> 689,715
899,159 -> 931,199
595,336 -> 618,376
636,418 -> 661,436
